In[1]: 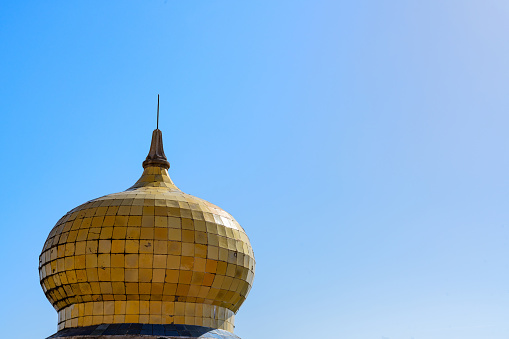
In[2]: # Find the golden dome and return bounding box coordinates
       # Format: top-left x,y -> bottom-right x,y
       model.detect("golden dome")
39,129 -> 255,333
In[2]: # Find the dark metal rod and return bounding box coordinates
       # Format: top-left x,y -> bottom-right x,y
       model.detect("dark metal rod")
157,94 -> 160,129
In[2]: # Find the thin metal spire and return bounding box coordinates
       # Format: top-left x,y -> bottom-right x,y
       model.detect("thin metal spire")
157,94 -> 160,130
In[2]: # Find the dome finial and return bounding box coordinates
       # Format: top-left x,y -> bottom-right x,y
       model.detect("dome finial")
142,95 -> 170,169
157,93 -> 160,130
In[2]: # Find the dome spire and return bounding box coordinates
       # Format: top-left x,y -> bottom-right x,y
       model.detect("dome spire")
142,94 -> 170,169
157,93 -> 160,129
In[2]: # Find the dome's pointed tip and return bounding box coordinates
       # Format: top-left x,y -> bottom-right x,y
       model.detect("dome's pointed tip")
142,129 -> 170,169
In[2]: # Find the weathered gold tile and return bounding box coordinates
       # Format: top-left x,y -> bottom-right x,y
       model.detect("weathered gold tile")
181,243 -> 194,256
97,254 -> 110,267
140,228 -> 154,240
125,240 -> 139,253
114,300 -> 126,314
99,226 -> 113,239
168,229 -> 181,241
139,282 -> 151,294
73,256 -> 86,270
139,269 -> 152,283
154,216 -> 166,227
64,257 -> 75,270
151,282 -> 164,295
167,241 -> 181,255
125,314 -> 139,323
207,246 -> 219,260
114,216 -> 128,227
154,227 -> 166,240
141,215 -> 154,227
98,267 -> 111,281
87,269 -> 99,282
111,254 -> 124,267
125,269 -> 138,282
139,240 -> 153,253
194,258 -> 206,272
182,230 -> 194,243
85,240 -> 98,254
127,216 -> 141,227
126,226 -> 141,239
139,253 -> 153,268
153,240 -> 167,254
125,254 -> 139,268
76,229 -> 89,242
165,270 -> 179,284
152,268 -> 165,283
111,280 -> 125,292
98,240 -> 111,253
195,244 -> 207,258
180,256 -> 194,270
179,271 -> 192,284
112,227 -> 127,239
203,273 -> 215,287
125,282 -> 139,294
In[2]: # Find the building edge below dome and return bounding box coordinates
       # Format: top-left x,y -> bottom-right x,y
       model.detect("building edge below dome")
46,324 -> 240,339
47,337 -> 237,339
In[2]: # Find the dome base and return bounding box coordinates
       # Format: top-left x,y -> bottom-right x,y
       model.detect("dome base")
46,324 -> 240,339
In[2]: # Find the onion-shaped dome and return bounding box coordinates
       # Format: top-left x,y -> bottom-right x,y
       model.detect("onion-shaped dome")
39,129 -> 255,334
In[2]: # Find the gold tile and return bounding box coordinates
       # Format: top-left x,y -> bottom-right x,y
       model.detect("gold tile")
182,230 -> 194,243
126,227 -> 141,239
125,269 -> 138,282
154,216 -> 166,227
111,254 -> 124,267
141,215 -> 154,227
98,267 -> 111,281
112,227 -> 127,239
97,254 -> 110,267
165,270 -> 179,284
139,254 -> 153,268
125,240 -> 139,253
139,269 -> 152,283
167,241 -> 181,255
114,216 -> 128,227
166,255 -> 180,269
125,282 -> 139,294
139,240 -> 153,253
125,254 -> 139,268
99,227 -> 113,239
98,240 -> 111,253
125,314 -> 139,323
167,216 -> 180,228
154,227 -> 166,240
168,229 -> 181,241
180,256 -> 194,270
127,216 -> 141,227
140,228 -> 154,240
152,269 -> 165,283
194,258 -> 206,272
114,300 -> 126,314
154,241 -> 167,255
181,243 -> 194,256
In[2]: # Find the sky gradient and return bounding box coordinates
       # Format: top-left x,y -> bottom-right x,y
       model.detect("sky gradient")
1,1 -> 509,338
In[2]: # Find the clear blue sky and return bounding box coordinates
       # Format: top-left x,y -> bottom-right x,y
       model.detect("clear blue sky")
1,1 -> 509,338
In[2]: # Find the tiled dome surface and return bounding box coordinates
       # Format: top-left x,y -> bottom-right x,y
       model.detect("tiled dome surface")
39,129 -> 255,334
